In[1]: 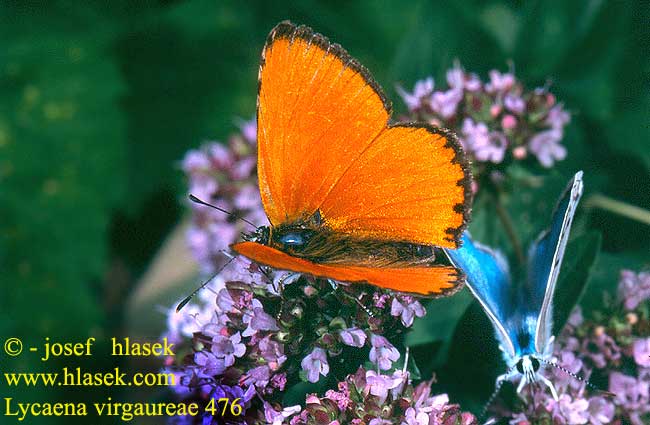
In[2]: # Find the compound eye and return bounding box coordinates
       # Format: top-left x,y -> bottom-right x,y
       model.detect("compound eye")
531,357 -> 541,372
515,359 -> 524,374
278,232 -> 308,247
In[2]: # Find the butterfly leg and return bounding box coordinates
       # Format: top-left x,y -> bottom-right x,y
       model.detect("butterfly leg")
328,279 -> 374,318
537,373 -> 559,401
274,272 -> 298,321
516,375 -> 527,395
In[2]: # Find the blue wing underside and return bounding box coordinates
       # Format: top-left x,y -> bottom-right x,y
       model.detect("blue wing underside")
446,172 -> 583,363
527,171 -> 584,353
445,233 -> 520,360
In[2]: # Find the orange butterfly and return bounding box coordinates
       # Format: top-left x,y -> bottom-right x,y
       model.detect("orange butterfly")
231,21 -> 472,297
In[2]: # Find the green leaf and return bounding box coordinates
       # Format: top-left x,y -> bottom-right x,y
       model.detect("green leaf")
406,288 -> 473,366
607,95 -> 650,173
580,250 -> 649,314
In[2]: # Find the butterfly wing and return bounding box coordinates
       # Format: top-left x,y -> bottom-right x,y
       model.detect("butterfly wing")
445,232 -> 516,358
258,22 -> 471,248
233,241 -> 462,296
258,21 -> 390,226
528,171 -> 584,353
318,124 -> 471,247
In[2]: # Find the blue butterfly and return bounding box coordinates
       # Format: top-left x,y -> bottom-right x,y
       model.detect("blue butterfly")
445,171 -> 584,401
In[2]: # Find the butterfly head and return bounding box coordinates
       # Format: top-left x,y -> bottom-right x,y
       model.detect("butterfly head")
242,222 -> 319,254
515,355 -> 541,384
243,226 -> 271,244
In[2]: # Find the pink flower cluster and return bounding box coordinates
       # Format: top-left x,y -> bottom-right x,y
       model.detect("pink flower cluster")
181,118 -> 266,274
496,269 -> 650,424
168,120 -> 468,423
268,368 -> 476,425
397,63 -> 570,172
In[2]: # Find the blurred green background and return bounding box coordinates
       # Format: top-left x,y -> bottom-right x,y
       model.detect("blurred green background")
1,1 -> 648,423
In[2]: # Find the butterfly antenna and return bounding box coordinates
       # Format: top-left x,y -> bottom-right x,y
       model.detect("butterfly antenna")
540,359 -> 616,397
480,364 -> 516,421
188,194 -> 256,228
176,255 -> 237,312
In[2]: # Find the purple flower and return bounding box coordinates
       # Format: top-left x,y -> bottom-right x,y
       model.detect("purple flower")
368,419 -> 392,425
211,332 -> 246,367
445,62 -> 482,92
182,149 -> 211,173
528,128 -> 567,167
609,371 -> 650,422
264,402 -> 301,425
203,384 -> 255,422
207,143 -> 234,169
396,77 -> 435,111
243,299 -> 279,336
583,330 -> 621,368
633,338 -> 650,367
461,117 -> 489,152
485,70 -> 515,93
259,336 -> 287,369
194,350 -> 227,377
301,347 -> 330,383
586,397 -> 615,425
547,394 -> 589,424
270,372 -> 287,391
188,179 -> 218,206
219,256 -> 265,285
373,293 -> 390,308
365,370 -> 401,404
389,369 -> 409,399
236,117 -> 257,143
567,306 -> 584,328
230,156 -> 257,180
618,270 -> 650,310
508,413 -> 529,424
462,118 -> 508,163
369,334 -> 400,370
242,364 -> 271,388
504,93 -> 525,114
165,302 -> 212,344
233,184 -> 261,210
325,381 -> 352,411
390,297 -> 425,327
186,226 -> 212,269
553,350 -> 587,393
403,407 -> 429,425
430,88 -> 463,119
546,105 -> 570,129
446,65 -> 464,90
339,327 -> 367,348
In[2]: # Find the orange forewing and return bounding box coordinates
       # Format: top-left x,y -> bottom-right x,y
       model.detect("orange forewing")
257,22 -> 470,248
257,24 -> 389,227
233,242 -> 461,296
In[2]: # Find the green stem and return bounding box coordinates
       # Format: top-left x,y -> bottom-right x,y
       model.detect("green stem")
493,192 -> 526,266
586,194 -> 650,226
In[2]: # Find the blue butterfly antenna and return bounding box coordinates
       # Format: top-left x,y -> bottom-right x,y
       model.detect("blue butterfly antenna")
176,254 -> 237,312
539,358 -> 616,397
188,194 -> 257,228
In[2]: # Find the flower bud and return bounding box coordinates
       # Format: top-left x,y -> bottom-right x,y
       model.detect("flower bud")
626,312 -> 638,325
